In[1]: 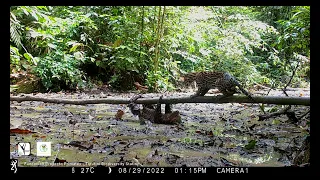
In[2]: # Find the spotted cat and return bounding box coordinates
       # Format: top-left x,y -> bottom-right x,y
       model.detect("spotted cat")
128,94 -> 181,125
180,71 -> 255,101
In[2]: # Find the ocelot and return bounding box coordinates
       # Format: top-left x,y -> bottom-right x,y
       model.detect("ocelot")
128,94 -> 181,125
180,71 -> 255,101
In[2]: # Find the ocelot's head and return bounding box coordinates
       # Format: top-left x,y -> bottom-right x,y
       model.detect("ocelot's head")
179,72 -> 197,87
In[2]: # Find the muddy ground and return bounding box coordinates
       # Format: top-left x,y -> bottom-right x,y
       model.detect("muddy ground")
10,88 -> 310,167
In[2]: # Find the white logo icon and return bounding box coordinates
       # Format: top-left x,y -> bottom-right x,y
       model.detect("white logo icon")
17,143 -> 30,156
10,159 -> 18,173
37,142 -> 51,156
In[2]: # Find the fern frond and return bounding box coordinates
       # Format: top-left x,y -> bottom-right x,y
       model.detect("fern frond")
10,13 -> 22,48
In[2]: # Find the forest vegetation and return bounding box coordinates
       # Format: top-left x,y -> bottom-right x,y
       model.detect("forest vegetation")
10,6 -> 310,93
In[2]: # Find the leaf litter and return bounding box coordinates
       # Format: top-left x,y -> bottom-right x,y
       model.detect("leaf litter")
10,90 -> 310,167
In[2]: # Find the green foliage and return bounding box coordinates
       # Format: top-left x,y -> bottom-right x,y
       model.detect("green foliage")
10,6 -> 98,91
10,6 -> 310,92
10,46 -> 22,72
145,69 -> 175,92
34,51 -> 85,91
252,6 -> 310,87
10,7 -> 41,74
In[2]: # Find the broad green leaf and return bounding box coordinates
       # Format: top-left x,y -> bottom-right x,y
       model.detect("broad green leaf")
291,11 -> 303,20
37,6 -> 48,11
70,43 -> 84,52
10,46 -> 20,55
23,53 -> 33,61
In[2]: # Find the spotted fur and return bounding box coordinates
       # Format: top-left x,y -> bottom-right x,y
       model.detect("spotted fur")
181,71 -> 254,101
128,95 -> 181,124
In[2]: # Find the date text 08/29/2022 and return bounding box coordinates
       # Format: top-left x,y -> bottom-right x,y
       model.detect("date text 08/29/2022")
116,167 -> 206,174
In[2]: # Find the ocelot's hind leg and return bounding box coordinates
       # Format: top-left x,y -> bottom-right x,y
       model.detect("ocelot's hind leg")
216,88 -> 234,100
199,88 -> 210,96
191,87 -> 209,98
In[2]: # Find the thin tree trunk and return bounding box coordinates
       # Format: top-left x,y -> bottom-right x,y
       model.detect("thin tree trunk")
154,6 -> 162,72
160,6 -> 166,39
139,6 -> 145,59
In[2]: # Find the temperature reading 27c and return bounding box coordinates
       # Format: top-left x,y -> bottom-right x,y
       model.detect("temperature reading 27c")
81,167 -> 95,173
71,167 -> 95,173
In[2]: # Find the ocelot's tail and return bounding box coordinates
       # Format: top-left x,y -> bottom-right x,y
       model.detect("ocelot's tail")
234,78 -> 266,114
227,73 -> 265,114
231,78 -> 255,102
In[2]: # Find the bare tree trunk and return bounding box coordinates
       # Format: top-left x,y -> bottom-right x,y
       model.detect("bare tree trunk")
139,6 -> 145,60
154,6 -> 162,73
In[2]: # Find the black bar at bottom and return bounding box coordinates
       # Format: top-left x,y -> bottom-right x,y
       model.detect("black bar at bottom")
9,166 -> 313,176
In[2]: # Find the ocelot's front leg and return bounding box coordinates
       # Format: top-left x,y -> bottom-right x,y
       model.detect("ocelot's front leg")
190,88 -> 209,98
154,95 -> 163,123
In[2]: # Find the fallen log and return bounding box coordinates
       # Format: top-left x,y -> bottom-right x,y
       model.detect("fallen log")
10,95 -> 310,106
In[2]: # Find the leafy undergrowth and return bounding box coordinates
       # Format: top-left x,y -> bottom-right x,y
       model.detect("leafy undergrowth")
10,89 -> 310,167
